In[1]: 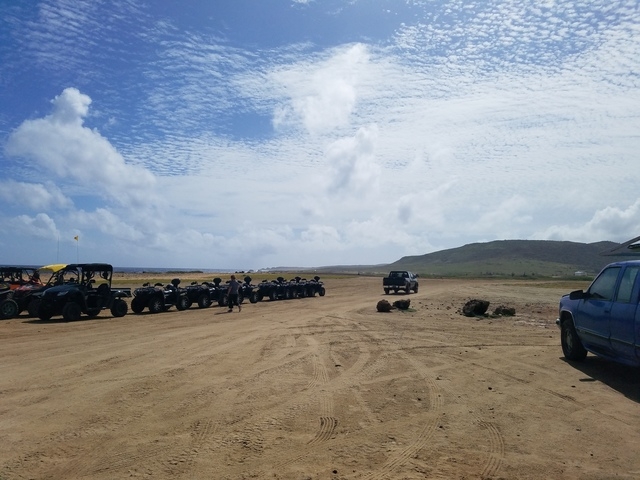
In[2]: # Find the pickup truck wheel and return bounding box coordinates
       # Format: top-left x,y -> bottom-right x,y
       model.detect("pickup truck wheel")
110,299 -> 128,317
561,319 -> 587,361
62,302 -> 82,322
413,285 -> 418,293
0,298 -> 19,319
148,296 -> 164,314
131,296 -> 145,314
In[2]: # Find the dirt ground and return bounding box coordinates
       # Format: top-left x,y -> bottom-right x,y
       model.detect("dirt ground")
2,275 -> 640,480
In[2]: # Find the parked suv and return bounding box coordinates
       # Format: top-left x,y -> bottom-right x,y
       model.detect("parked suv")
37,264 -> 131,321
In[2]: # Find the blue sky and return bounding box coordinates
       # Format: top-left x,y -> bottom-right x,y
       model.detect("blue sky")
1,0 -> 639,270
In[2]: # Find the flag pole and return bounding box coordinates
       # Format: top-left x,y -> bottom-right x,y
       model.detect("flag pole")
74,235 -> 79,263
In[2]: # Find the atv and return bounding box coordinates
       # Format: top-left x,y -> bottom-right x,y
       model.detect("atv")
240,276 -> 259,304
306,276 -> 326,297
212,277 -> 245,307
184,281 -> 215,309
36,264 -> 131,321
130,278 -> 189,314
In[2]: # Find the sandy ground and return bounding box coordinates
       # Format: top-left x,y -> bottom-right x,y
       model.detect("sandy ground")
2,275 -> 640,480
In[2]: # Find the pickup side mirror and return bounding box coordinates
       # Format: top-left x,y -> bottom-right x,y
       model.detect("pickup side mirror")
569,289 -> 586,300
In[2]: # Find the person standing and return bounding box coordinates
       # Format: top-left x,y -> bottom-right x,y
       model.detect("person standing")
227,274 -> 241,312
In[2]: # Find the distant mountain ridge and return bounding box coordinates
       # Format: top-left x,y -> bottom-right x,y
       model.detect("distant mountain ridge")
317,240 -> 632,277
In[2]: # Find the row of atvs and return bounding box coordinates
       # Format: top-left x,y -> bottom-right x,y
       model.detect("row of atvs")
130,275 -> 326,314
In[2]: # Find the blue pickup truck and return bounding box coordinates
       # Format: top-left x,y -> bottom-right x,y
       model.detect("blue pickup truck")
557,260 -> 640,366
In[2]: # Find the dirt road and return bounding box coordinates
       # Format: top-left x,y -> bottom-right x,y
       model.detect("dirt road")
2,276 -> 639,479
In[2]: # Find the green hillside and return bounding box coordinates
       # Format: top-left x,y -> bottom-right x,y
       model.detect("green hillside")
319,240 -> 632,278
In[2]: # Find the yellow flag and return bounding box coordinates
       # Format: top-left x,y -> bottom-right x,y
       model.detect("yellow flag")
74,235 -> 79,241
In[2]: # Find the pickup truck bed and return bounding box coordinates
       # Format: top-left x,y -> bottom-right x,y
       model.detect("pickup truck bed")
382,271 -> 418,294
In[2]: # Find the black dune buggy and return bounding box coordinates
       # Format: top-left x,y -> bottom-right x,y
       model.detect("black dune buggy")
130,278 -> 189,314
12,264 -> 71,318
36,263 -> 131,321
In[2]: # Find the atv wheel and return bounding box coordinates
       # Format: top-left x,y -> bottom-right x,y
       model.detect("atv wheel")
110,299 -> 128,317
0,298 -> 19,319
131,296 -> 145,314
269,289 -> 277,301
218,293 -> 228,307
62,302 -> 82,321
384,289 -> 389,295
197,293 -> 211,308
249,292 -> 258,303
176,296 -> 189,311
148,296 -> 164,314
319,287 -> 326,297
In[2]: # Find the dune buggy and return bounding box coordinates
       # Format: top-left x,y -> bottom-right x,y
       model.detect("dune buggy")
37,264 -> 131,321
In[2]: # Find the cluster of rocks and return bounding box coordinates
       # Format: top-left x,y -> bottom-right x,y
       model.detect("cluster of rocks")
376,298 -> 411,312
375,297 -> 515,318
462,299 -> 516,318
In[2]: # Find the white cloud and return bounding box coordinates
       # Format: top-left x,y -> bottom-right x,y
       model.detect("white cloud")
535,199 -> 640,244
10,213 -> 58,239
5,88 -> 158,208
0,181 -> 73,210
271,43 -> 370,134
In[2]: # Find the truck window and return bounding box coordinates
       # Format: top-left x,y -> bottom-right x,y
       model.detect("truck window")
615,266 -> 640,304
588,267 -> 620,300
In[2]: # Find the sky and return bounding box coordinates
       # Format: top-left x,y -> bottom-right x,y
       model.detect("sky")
1,0 -> 639,270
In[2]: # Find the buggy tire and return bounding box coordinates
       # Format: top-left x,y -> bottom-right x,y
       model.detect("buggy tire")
38,303 -> 53,321
86,308 -> 101,318
110,299 -> 128,317
148,296 -> 164,314
197,293 -> 211,308
131,296 -> 145,314
62,302 -> 82,322
0,298 -> 19,319
27,298 -> 41,317
561,318 -> 587,361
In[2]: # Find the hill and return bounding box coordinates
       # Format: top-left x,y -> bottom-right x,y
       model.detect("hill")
317,240 -> 631,278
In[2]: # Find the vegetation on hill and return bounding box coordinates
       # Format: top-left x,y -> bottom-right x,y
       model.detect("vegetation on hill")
318,240 -> 632,278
